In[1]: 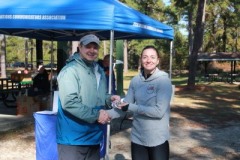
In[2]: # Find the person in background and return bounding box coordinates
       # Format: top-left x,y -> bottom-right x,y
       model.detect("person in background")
23,68 -> 29,74
116,45 -> 172,160
56,34 -> 120,160
98,54 -> 116,94
29,64 -> 50,96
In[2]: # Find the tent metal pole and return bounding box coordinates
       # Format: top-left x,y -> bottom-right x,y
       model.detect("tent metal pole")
108,31 -> 114,95
105,30 -> 114,160
49,40 -> 53,110
169,41 -> 173,79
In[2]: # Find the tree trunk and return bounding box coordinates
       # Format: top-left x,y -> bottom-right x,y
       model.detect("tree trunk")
235,27 -> 239,52
222,16 -> 227,52
187,0 -> 206,88
36,39 -> 43,67
24,38 -> 29,70
0,34 -> 7,78
188,7 -> 193,55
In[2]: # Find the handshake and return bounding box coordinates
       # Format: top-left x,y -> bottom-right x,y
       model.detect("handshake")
98,95 -> 129,124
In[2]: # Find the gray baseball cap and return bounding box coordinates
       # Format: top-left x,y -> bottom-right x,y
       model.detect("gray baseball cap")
79,34 -> 100,46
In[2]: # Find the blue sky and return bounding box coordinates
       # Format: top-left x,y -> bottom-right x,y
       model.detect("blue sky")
163,0 -> 188,35
163,0 -> 171,6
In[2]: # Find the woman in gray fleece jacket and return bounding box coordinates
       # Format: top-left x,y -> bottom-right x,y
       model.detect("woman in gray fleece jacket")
116,45 -> 172,160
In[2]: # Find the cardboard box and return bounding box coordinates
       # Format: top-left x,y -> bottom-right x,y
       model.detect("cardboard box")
16,96 -> 40,116
33,94 -> 51,111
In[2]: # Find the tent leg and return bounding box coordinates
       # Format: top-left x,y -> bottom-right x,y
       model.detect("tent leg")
105,30 -> 114,160
169,41 -> 173,79
49,40 -> 54,110
103,123 -> 110,160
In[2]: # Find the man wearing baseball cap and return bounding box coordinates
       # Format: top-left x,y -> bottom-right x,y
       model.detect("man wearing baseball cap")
56,34 -> 121,159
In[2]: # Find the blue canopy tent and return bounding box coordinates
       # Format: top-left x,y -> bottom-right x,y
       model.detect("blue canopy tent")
0,0 -> 173,41
0,0 -> 174,159
0,0 -> 174,79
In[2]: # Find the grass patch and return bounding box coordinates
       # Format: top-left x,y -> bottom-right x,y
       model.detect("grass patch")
171,76 -> 188,86
123,70 -> 138,93
124,70 -> 189,86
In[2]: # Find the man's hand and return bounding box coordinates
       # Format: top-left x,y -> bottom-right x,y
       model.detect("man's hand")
98,110 -> 111,124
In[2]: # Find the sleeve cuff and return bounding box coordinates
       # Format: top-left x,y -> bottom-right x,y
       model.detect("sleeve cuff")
106,108 -> 122,119
128,104 -> 138,112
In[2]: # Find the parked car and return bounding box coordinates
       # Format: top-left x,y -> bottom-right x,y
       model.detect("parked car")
44,63 -> 57,69
28,63 -> 33,68
12,62 -> 25,68
12,62 -> 33,68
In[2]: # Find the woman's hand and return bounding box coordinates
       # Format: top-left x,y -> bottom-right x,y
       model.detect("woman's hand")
116,102 -> 129,111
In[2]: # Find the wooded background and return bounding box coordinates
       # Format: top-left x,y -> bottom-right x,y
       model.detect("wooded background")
0,0 -> 239,86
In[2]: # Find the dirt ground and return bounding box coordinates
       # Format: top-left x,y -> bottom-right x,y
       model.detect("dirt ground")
0,82 -> 239,160
109,83 -> 240,160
